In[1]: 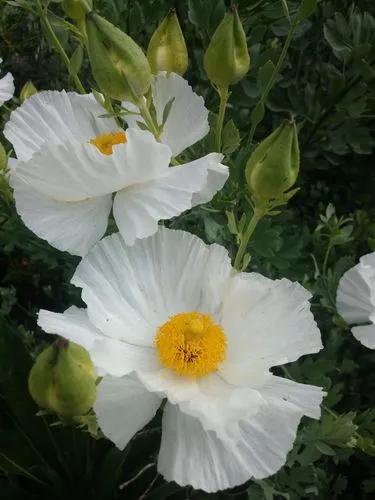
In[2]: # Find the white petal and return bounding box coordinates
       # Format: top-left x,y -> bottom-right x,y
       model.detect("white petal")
259,375 -> 325,419
38,307 -> 158,377
12,129 -> 171,202
336,252 -> 375,325
113,154 -> 227,246
125,72 -> 209,156
220,273 -> 323,384
95,375 -> 161,449
351,324 -> 375,349
11,175 -> 111,256
71,228 -> 232,345
0,72 -> 14,106
4,91 -> 117,161
158,400 -> 304,492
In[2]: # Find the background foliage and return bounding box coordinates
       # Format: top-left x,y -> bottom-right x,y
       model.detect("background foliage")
0,0 -> 375,498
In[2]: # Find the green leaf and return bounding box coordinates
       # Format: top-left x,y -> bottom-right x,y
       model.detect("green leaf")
296,0 -> 317,23
69,45 -> 83,76
257,60 -> 276,94
162,97 -> 175,126
221,119 -> 241,155
250,102 -> 265,129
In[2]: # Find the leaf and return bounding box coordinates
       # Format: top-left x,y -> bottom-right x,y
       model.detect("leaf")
221,119 -> 241,155
257,60 -> 276,94
69,45 -> 83,76
162,97 -> 175,126
296,0 -> 317,23
250,102 -> 265,129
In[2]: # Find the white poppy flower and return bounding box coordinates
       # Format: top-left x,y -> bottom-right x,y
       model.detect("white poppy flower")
4,91 -> 228,256
336,252 -> 375,349
38,228 -> 324,492
0,72 -> 15,106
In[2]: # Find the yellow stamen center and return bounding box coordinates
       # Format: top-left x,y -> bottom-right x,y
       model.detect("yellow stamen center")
155,312 -> 227,378
90,131 -> 127,155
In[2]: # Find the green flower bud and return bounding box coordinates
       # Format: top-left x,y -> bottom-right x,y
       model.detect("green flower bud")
147,9 -> 188,76
245,120 -> 300,202
204,8 -> 250,89
28,339 -> 96,418
20,81 -> 37,103
86,13 -> 152,103
62,0 -> 92,20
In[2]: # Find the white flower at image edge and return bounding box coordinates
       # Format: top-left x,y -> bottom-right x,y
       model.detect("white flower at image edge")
0,72 -> 15,106
4,73 -> 228,256
336,252 -> 375,349
38,227 -> 325,493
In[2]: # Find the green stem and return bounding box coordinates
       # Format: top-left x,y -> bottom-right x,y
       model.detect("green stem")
36,0 -> 86,94
247,21 -> 298,146
0,453 -> 46,484
136,98 -> 161,140
233,211 -> 262,271
215,86 -> 229,152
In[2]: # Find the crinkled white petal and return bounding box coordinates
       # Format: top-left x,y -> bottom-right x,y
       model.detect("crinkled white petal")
11,175 -> 112,256
12,129 -> 171,202
351,324 -> 375,349
158,399 -> 307,492
336,252 -> 375,325
125,72 -> 209,156
38,307 -> 158,377
113,153 -> 226,245
219,273 -> 323,384
0,72 -> 14,106
71,228 -> 232,346
4,91 -> 117,161
95,375 -> 161,449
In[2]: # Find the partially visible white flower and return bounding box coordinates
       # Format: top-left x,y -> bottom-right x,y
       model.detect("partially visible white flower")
336,252 -> 375,349
4,91 -> 228,256
0,72 -> 15,106
124,72 -> 228,203
38,227 -> 324,493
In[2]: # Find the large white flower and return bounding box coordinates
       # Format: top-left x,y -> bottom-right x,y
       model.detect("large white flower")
336,252 -> 375,349
0,72 -> 14,106
4,90 -> 228,256
38,227 -> 324,492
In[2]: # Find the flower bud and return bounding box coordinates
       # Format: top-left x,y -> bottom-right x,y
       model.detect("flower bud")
62,0 -> 92,20
245,120 -> 300,202
204,8 -> 250,89
147,9 -> 188,76
86,13 -> 152,103
20,81 -> 37,103
28,339 -> 96,418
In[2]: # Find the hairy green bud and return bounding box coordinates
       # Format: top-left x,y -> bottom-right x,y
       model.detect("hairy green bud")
147,9 -> 188,75
62,0 -> 92,20
86,13 -> 152,102
20,81 -> 37,103
245,120 -> 300,202
204,8 -> 250,89
28,339 -> 96,418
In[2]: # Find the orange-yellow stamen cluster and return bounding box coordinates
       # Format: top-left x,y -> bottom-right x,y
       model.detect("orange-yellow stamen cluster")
90,131 -> 127,155
155,312 -> 227,378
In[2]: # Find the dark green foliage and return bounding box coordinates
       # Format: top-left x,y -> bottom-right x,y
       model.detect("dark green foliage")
0,0 -> 375,498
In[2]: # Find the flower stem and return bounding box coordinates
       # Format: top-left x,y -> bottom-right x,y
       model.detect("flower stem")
215,86 -> 229,152
36,0 -> 86,94
136,98 -> 161,140
233,211 -> 262,271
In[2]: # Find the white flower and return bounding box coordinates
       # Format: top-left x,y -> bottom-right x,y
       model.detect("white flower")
4,90 -> 228,256
0,72 -> 14,106
38,227 -> 324,492
336,252 -> 375,349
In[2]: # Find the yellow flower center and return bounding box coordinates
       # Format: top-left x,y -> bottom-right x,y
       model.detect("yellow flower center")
90,131 -> 127,155
155,312 -> 227,378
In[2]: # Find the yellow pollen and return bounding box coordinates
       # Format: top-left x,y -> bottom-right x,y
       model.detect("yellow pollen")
155,312 -> 227,378
90,131 -> 127,155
